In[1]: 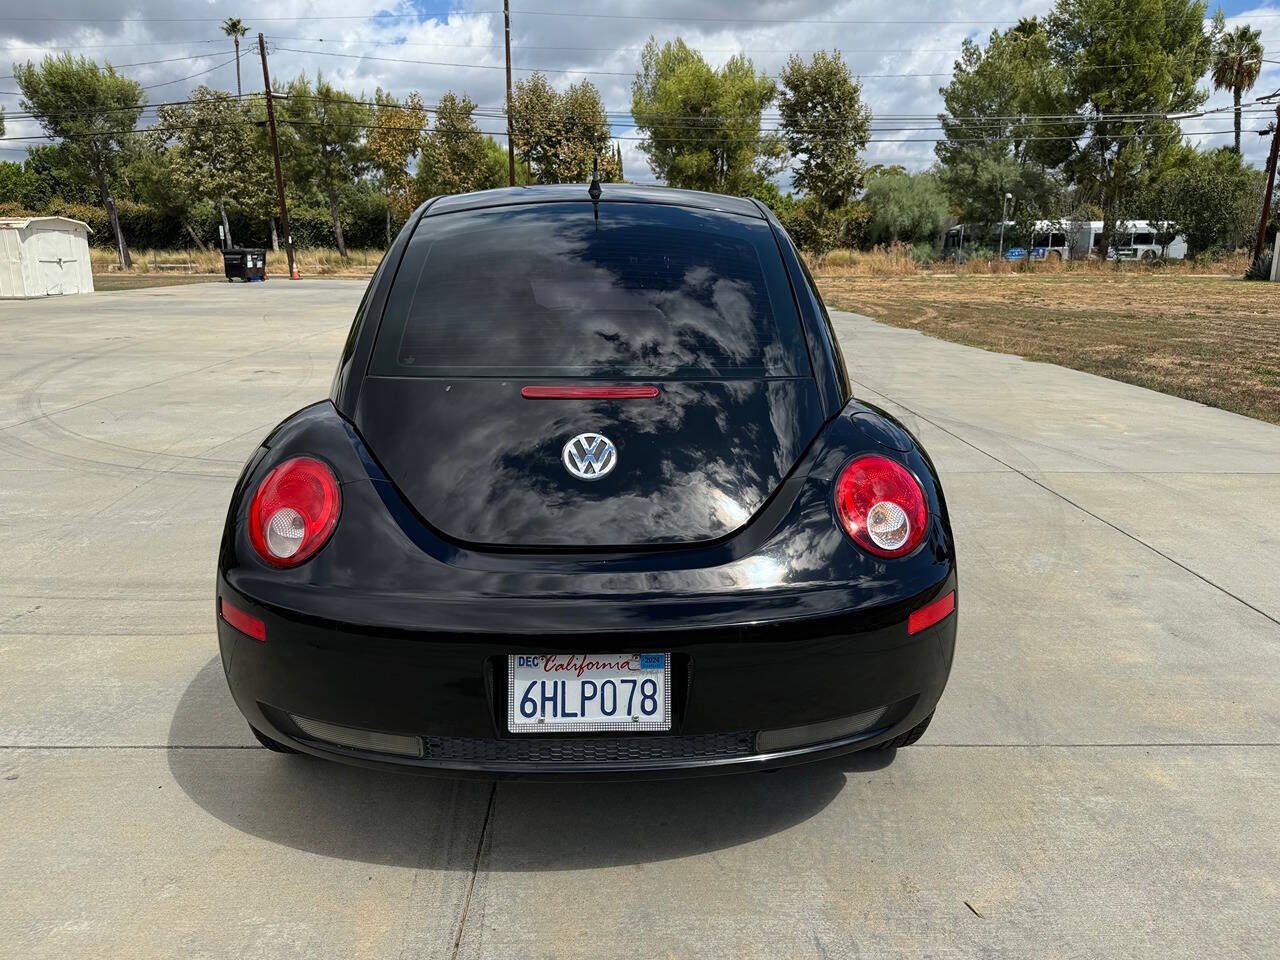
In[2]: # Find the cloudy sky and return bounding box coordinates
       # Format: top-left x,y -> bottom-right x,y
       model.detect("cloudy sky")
3,0 -> 1279,185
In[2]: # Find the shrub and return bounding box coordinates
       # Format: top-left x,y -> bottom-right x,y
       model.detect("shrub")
777,197 -> 868,256
911,242 -> 937,266
1244,252 -> 1273,281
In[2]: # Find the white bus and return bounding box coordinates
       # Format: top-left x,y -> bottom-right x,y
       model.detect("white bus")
944,219 -> 1188,261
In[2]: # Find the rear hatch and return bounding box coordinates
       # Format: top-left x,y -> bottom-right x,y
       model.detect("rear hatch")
354,200 -> 824,549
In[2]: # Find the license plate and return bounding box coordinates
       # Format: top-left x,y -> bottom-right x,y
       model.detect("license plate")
507,653 -> 671,733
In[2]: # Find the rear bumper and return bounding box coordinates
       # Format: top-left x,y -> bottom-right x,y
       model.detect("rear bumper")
217,579 -> 956,780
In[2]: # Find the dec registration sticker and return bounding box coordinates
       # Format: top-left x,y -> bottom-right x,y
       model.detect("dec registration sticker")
507,653 -> 672,733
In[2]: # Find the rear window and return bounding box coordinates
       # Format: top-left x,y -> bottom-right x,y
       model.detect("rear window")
369,202 -> 808,379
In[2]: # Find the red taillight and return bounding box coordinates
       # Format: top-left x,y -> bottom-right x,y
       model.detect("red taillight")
834,455 -> 928,558
248,456 -> 341,567
219,597 -> 266,642
908,591 -> 955,635
521,385 -> 660,399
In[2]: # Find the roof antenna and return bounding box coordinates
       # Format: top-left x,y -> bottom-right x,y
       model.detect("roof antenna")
589,153 -> 602,223
589,154 -> 602,201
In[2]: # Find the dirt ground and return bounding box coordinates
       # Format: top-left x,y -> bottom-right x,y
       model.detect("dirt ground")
817,272 -> 1280,425
92,273 -> 222,291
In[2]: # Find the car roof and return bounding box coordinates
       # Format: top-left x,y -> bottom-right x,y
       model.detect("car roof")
423,183 -> 765,220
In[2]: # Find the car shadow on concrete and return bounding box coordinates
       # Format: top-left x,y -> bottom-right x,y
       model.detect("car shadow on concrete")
170,656 -> 895,870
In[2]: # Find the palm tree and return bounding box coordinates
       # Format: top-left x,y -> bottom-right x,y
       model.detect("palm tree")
1209,23 -> 1264,154
222,17 -> 249,98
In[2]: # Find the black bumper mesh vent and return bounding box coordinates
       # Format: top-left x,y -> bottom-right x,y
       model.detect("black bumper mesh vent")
422,732 -> 756,765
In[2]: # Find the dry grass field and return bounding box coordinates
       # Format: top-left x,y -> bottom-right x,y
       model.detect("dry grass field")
811,245 -> 1252,277
90,247 -> 382,277
816,271 -> 1280,425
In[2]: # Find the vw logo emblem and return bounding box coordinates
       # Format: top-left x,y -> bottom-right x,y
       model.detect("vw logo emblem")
562,433 -> 617,481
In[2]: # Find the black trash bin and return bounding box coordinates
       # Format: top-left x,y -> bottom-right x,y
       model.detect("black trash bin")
222,248 -> 267,282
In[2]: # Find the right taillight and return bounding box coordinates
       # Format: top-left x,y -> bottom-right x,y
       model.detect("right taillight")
834,455 -> 928,558
248,456 -> 341,567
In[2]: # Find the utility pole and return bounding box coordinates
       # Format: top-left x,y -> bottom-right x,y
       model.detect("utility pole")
258,33 -> 297,280
1252,96 -> 1280,264
504,0 -> 516,187
997,192 -> 1012,259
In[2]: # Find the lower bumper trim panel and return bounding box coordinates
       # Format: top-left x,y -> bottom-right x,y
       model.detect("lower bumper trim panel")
421,732 -> 756,765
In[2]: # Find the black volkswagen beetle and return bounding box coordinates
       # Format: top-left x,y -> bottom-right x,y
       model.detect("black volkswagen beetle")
216,183 -> 957,778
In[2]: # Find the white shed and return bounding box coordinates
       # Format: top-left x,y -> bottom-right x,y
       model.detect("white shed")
0,216 -> 95,298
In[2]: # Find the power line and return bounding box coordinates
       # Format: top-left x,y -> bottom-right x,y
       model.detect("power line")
0,53 -> 222,81
495,7 -> 1280,25
1,53 -> 246,93
138,53 -> 245,90
1,92 -> 264,124
270,36 -> 974,55
270,42 -> 958,79
269,44 -> 635,77
6,38 -> 1262,90
0,115 -> 1264,146
0,40 -> 230,50
7,85 -> 1273,130
2,9 -> 1276,24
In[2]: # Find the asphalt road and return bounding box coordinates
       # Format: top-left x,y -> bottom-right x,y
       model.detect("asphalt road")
1,280 -> 1277,959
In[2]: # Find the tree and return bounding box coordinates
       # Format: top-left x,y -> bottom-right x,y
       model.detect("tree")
15,143 -> 96,207
278,74 -> 371,257
1149,146 -> 1262,255
155,86 -> 267,249
367,88 -> 427,243
510,72 -> 620,183
863,169 -> 951,245
127,136 -> 210,250
416,92 -> 498,197
1209,16 -> 1264,154
481,135 -> 529,189
778,51 -> 871,210
935,19 -> 1072,228
221,17 -> 249,98
14,54 -> 144,268
631,38 -> 780,194
0,161 -> 32,206
1049,0 -> 1214,256
240,96 -> 285,250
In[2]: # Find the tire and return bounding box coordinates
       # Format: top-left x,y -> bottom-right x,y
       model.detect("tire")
871,712 -> 933,750
249,724 -> 298,753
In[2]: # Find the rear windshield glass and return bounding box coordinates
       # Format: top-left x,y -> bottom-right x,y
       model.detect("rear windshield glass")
369,202 -> 807,379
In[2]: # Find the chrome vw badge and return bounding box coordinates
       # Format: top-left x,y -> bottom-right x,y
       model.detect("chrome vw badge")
562,433 -> 617,481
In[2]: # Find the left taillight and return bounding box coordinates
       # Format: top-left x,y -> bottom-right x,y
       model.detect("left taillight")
834,454 -> 928,558
248,456 -> 341,567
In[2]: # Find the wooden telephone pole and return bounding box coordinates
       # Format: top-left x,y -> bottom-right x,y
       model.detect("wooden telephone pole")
504,0 -> 516,186
1253,94 -> 1280,264
258,33 -> 297,280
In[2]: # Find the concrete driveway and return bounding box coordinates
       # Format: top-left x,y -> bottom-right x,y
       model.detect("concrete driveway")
1,281 -> 1276,959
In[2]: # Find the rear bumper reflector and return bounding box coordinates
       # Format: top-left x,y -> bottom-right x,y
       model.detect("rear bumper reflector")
290,715 -> 423,758
219,597 -> 266,642
756,705 -> 889,753
908,590 -> 956,635
521,385 -> 660,399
